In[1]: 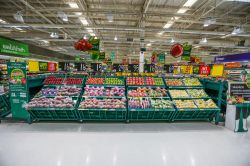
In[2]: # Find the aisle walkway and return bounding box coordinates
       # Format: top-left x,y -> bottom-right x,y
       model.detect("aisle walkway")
0,122 -> 250,166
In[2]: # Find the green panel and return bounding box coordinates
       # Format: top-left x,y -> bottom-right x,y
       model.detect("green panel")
0,37 -> 29,56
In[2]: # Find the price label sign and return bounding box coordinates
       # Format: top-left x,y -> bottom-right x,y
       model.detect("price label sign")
28,60 -> 39,72
181,65 -> 193,74
91,63 -> 102,71
193,65 -> 200,74
128,64 -> 139,72
75,63 -> 87,71
48,62 -> 57,71
144,64 -> 155,72
200,65 -> 211,75
39,62 -> 48,71
229,83 -> 250,102
113,64 -> 125,72
59,62 -> 70,71
211,64 -> 224,77
164,64 -> 174,73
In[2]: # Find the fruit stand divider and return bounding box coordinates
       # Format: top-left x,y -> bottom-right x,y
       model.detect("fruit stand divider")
165,78 -> 220,122
77,76 -> 127,121
126,77 -> 176,122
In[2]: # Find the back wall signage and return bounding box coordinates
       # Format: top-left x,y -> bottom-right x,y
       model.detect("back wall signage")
0,37 -> 29,56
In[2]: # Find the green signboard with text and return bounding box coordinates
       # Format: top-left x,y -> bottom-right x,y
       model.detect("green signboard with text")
7,62 -> 29,119
0,37 -> 29,56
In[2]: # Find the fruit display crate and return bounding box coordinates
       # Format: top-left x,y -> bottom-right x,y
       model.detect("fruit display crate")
126,77 -> 165,87
126,86 -> 170,99
165,78 -> 203,89
28,108 -> 79,121
168,89 -> 210,100
85,76 -> 125,86
0,93 -> 11,118
172,108 -> 219,121
43,76 -> 85,86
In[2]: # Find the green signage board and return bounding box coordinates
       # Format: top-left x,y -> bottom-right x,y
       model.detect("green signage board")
75,55 -> 81,62
7,62 -> 29,119
110,51 -> 115,61
0,37 -> 29,56
99,52 -> 105,60
39,62 -> 48,71
193,65 -> 200,74
158,53 -> 165,64
89,38 -> 100,51
181,43 -> 192,61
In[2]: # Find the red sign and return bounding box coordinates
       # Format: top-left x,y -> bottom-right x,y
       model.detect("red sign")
199,65 -> 210,75
48,62 -> 57,71
170,43 -> 183,58
224,62 -> 241,68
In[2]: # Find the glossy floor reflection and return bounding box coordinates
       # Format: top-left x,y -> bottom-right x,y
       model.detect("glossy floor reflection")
0,122 -> 250,166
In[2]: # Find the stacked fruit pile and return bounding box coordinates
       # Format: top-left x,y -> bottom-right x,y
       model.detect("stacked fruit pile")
174,100 -> 197,109
187,89 -> 208,98
79,98 -> 126,109
128,98 -> 151,109
127,77 -> 144,85
105,78 -> 123,85
194,99 -> 217,109
151,99 -> 173,109
84,86 -> 125,96
128,87 -> 167,97
40,88 -> 58,97
129,98 -> 173,109
183,78 -> 201,86
145,77 -> 164,86
44,76 -> 64,85
57,87 -> 81,96
86,78 -> 104,84
166,79 -> 183,86
26,96 -> 74,108
63,78 -> 82,85
169,90 -> 189,98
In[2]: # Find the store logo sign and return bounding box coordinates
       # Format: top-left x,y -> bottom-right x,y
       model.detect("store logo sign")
0,37 -> 29,56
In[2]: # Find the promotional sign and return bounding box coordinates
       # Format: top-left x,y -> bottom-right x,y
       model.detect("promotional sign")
214,52 -> 250,63
89,38 -> 100,51
170,43 -> 183,58
229,83 -> 250,102
113,64 -> 125,72
59,62 -> 70,71
0,37 -> 29,56
39,62 -> 48,71
158,53 -> 165,64
91,63 -> 102,71
200,65 -> 211,75
110,51 -> 116,61
144,64 -> 155,73
128,64 -> 139,72
75,63 -> 87,71
164,64 -> 174,73
181,65 -> 193,74
181,43 -> 192,61
192,65 -> 200,74
99,52 -> 105,60
7,62 -> 29,119
28,60 -> 39,72
211,64 -> 224,77
48,62 -> 57,71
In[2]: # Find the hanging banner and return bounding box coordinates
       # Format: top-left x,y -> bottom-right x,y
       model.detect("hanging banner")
144,64 -> 155,73
59,62 -> 70,71
128,64 -> 139,72
48,62 -> 57,72
0,37 -> 29,56
75,55 -> 81,62
99,52 -> 105,60
211,64 -> 224,77
91,63 -> 102,71
7,62 -> 29,119
164,64 -> 174,73
110,51 -> 116,61
89,38 -> 100,51
39,62 -> 48,71
200,65 -> 211,75
151,52 -> 157,63
158,53 -> 165,64
214,52 -> 250,63
193,65 -> 200,74
181,43 -> 192,61
28,60 -> 39,72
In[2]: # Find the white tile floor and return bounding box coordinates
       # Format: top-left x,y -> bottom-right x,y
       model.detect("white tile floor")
0,122 -> 250,166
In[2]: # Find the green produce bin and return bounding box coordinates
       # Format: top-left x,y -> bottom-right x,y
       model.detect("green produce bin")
127,108 -> 176,121
78,108 -> 127,121
28,108 -> 79,121
0,93 -> 11,118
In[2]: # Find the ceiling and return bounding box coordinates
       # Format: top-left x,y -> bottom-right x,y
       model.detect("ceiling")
0,0 -> 249,63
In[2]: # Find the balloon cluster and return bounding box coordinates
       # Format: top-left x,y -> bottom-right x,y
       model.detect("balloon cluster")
74,39 -> 92,51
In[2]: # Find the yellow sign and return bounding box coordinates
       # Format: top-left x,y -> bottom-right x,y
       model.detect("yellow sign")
211,64 -> 224,77
28,60 -> 39,72
181,65 -> 193,74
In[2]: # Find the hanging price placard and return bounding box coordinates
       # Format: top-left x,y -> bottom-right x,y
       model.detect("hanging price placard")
200,65 -> 211,75
181,65 -> 193,74
39,62 -> 48,71
164,64 -> 174,73
91,63 -> 102,71
75,63 -> 87,71
192,65 -> 200,74
211,64 -> 224,77
59,62 -> 70,71
113,64 -> 125,72
28,60 -> 39,72
144,64 -> 155,72
48,62 -> 57,71
128,64 -> 139,72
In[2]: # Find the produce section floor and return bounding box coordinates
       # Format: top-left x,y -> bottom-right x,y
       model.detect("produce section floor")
0,121 -> 250,166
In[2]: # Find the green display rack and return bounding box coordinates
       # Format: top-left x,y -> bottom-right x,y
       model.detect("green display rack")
0,93 -> 11,118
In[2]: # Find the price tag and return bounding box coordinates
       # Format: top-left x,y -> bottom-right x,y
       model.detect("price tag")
164,64 -> 174,73
75,63 -> 87,71
113,64 -> 124,72
211,64 -> 224,77
59,62 -> 70,71
144,64 -> 155,72
91,63 -> 102,71
39,62 -> 48,71
128,64 -> 139,72
192,65 -> 200,74
199,65 -> 211,75
28,60 -> 39,72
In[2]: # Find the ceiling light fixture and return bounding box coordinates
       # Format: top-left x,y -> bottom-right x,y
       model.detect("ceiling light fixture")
13,11 -> 24,23
58,11 -> 68,22
86,28 -> 93,33
200,37 -> 207,43
183,0 -> 198,7
68,2 -> 79,8
163,21 -> 174,29
0,19 -> 7,24
107,14 -> 113,22
177,8 -> 188,14
171,38 -> 175,43
203,19 -> 216,27
74,12 -> 82,16
114,35 -> 118,41
158,31 -> 164,35
83,35 -> 88,39
79,17 -> 88,25
231,27 -> 244,35
90,33 -> 96,36
50,32 -> 59,38
146,43 -> 152,46
14,27 -> 23,31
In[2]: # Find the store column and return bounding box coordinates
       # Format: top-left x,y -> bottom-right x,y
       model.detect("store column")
139,51 -> 144,73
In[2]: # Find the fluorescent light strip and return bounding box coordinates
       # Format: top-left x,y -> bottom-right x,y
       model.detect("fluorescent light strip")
74,12 -> 82,16
163,21 -> 174,29
177,8 -> 188,14
68,2 -> 79,8
86,28 -> 93,33
183,0 -> 198,7
90,33 -> 95,36
79,17 -> 88,25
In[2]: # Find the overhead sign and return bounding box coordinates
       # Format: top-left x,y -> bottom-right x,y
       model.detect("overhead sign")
75,63 -> 87,71
158,53 -> 165,64
164,64 -> 174,73
211,64 -> 224,77
181,43 -> 192,61
89,38 -> 100,51
144,64 -> 155,73
181,65 -> 193,74
170,43 -> 183,58
99,52 -> 105,60
48,62 -> 57,72
113,64 -> 125,72
59,62 -> 70,71
28,60 -> 39,72
39,62 -> 48,71
214,52 -> 250,63
0,37 -> 29,56
128,64 -> 139,72
192,65 -> 200,74
91,63 -> 102,71
200,65 -> 210,75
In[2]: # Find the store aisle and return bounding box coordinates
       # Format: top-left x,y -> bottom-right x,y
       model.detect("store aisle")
0,122 -> 250,166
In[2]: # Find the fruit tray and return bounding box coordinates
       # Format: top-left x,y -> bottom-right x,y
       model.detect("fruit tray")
164,78 -> 203,89
186,89 -> 210,99
127,87 -> 169,98
126,77 -> 165,87
83,86 -> 125,98
86,76 -> 125,86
